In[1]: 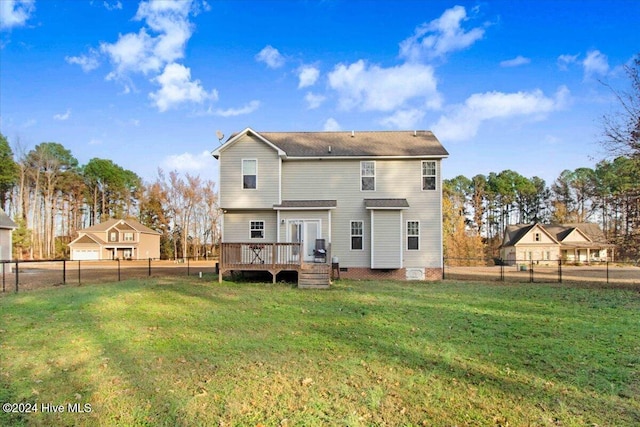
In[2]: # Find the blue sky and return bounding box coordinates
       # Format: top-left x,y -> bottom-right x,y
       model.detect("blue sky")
1,0 -> 639,186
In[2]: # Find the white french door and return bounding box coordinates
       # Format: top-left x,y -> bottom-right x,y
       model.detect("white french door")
287,219 -> 320,261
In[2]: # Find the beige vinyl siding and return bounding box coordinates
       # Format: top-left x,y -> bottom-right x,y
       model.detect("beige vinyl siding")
223,210 -> 277,243
281,158 -> 442,269
523,228 -> 556,244
0,229 -> 12,261
562,229 -> 589,243
219,134 -> 280,209
137,234 -> 160,259
371,210 -> 402,268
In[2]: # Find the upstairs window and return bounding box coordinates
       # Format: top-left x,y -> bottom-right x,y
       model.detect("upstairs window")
407,221 -> 420,250
351,221 -> 363,250
361,161 -> 375,191
109,231 -> 118,242
242,159 -> 257,189
422,161 -> 436,190
534,232 -> 541,242
250,221 -> 265,239
123,232 -> 134,242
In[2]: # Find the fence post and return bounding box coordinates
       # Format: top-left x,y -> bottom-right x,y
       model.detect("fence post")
63,259 -> 66,284
606,261 -> 609,284
117,258 -> 121,281
2,262 -> 5,292
78,260 -> 81,284
15,261 -> 19,293
187,257 -> 190,276
500,260 -> 504,282
529,259 -> 534,283
558,259 -> 562,283
442,257 -> 446,280
148,258 -> 152,277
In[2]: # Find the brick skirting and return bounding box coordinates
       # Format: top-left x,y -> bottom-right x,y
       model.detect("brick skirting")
336,267 -> 443,281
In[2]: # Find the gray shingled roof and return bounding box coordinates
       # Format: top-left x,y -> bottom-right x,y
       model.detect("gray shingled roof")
274,200 -> 337,209
231,130 -> 448,157
0,209 -> 17,229
364,198 -> 410,209
80,218 -> 160,235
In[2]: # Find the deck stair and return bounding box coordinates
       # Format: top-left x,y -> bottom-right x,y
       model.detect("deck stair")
298,263 -> 331,288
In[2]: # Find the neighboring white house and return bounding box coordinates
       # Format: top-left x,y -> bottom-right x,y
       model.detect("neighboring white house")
0,208 -> 17,272
213,128 -> 449,281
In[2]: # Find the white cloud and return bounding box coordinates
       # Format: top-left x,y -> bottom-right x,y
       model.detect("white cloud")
399,5 -> 485,62
557,53 -> 579,71
304,92 -> 325,110
298,65 -> 319,88
164,150 -> 213,171
53,109 -> 71,121
432,86 -> 569,141
380,109 -> 425,129
328,60 -> 441,112
103,1 -> 123,11
93,0 -> 198,80
256,45 -> 285,69
89,138 -> 102,145
65,48 -> 101,72
500,55 -> 530,67
212,100 -> 260,117
0,0 -> 35,30
149,63 -> 218,112
323,118 -> 341,131
582,49 -> 609,80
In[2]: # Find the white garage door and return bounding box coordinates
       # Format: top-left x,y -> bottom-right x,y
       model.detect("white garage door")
72,249 -> 99,260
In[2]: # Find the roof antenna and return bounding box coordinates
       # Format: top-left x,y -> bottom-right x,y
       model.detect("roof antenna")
216,130 -> 224,143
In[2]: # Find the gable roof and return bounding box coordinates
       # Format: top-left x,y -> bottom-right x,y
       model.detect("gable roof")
502,223 -> 610,248
502,223 -> 560,247
79,218 -> 161,235
0,209 -> 17,229
212,127 -> 448,159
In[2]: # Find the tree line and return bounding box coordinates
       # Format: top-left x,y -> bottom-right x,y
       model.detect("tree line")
444,55 -> 640,262
443,158 -> 640,261
0,135 -> 219,260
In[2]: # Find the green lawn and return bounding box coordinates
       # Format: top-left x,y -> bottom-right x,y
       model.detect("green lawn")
1,277 -> 639,426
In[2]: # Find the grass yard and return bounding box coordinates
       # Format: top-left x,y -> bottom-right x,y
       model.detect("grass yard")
1,277 -> 639,426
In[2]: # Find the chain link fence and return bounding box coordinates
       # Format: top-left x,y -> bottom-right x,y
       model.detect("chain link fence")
1,258 -> 219,293
444,257 -> 640,286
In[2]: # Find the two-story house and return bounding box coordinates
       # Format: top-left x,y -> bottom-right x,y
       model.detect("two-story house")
500,222 -> 614,264
213,128 -> 448,284
69,218 -> 161,260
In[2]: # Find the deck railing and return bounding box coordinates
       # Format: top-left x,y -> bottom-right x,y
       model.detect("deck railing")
220,243 -> 303,270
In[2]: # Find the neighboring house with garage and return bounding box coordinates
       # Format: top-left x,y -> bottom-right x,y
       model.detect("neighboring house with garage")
213,127 -> 448,284
500,222 -> 614,265
69,218 -> 161,260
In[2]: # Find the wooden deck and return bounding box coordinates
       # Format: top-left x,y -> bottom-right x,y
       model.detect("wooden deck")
218,243 -> 331,287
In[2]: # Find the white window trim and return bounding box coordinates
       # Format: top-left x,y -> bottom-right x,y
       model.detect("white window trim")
242,159 -> 258,190
350,220 -> 364,251
421,160 -> 437,191
360,160 -> 376,192
407,220 -> 420,251
249,220 -> 265,239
